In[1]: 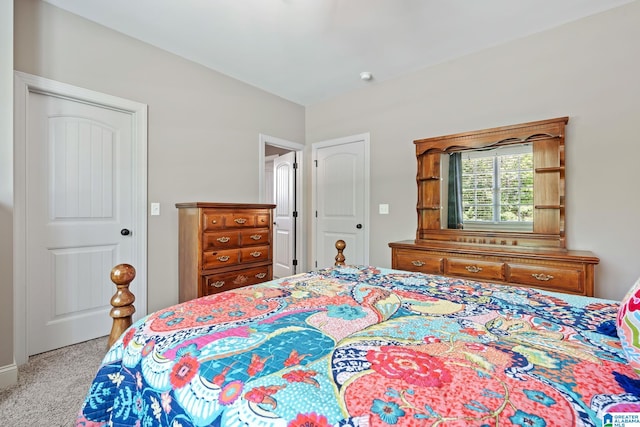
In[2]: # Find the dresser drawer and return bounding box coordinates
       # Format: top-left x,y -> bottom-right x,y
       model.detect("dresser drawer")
240,245 -> 270,263
393,249 -> 443,274
239,229 -> 270,246
508,263 -> 584,294
202,248 -> 240,269
445,258 -> 505,282
203,231 -> 240,249
255,214 -> 271,228
203,265 -> 272,295
202,211 -> 227,230
203,211 -> 264,230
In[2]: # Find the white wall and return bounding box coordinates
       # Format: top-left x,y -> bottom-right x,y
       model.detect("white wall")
0,0 -> 16,386
306,1 -> 640,301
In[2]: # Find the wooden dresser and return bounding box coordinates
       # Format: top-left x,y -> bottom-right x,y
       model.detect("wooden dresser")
390,117 -> 599,296
389,241 -> 599,296
176,202 -> 276,302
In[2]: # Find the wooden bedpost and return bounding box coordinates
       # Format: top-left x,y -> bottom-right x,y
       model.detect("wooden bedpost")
108,264 -> 136,349
335,240 -> 346,266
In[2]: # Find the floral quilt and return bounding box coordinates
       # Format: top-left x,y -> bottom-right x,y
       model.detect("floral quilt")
76,266 -> 640,427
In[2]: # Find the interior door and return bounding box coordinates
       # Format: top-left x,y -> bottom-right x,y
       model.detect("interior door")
264,155 -> 277,205
26,91 -> 137,355
314,138 -> 367,269
273,151 -> 296,277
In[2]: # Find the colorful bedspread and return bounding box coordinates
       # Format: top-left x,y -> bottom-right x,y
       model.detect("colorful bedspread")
77,266 -> 640,427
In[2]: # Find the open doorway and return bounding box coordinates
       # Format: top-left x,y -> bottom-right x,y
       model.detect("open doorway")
259,135 -> 305,277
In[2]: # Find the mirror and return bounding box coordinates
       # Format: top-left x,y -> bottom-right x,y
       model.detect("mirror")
414,117 -> 568,250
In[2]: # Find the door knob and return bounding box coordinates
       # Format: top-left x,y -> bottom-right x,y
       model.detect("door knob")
356,224 -> 363,229
121,229 -> 131,236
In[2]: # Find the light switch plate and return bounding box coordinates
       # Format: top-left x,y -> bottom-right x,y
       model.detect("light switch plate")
151,202 -> 160,216
379,204 -> 389,215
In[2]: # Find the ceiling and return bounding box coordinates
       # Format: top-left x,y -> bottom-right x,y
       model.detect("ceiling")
43,0 -> 633,106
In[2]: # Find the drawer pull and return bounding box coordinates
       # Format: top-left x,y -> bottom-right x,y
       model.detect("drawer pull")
250,234 -> 262,240
411,260 -> 426,267
217,255 -> 230,262
234,218 -> 247,224
531,273 -> 554,281
210,281 -> 225,288
465,265 -> 483,273
211,219 -> 217,224
250,251 -> 262,258
216,236 -> 230,243
255,272 -> 267,279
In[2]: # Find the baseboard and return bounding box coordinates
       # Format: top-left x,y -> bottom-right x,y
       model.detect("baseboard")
0,362 -> 18,389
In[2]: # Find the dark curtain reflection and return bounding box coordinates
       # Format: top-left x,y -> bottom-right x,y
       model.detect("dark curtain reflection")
447,153 -> 463,229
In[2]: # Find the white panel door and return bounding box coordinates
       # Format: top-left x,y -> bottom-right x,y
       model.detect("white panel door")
264,155 -> 276,204
273,151 -> 296,278
27,92 -> 136,355
315,139 -> 367,269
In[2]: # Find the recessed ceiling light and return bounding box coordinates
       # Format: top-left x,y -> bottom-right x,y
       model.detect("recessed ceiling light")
360,72 -> 373,81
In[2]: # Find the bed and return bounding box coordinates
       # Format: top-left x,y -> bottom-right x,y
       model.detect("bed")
76,244 -> 640,427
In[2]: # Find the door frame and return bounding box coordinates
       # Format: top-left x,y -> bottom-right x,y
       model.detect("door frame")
312,133 -> 370,268
13,71 -> 148,365
258,134 -> 305,273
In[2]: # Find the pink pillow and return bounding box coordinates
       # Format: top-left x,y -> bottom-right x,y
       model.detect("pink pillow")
617,276 -> 640,376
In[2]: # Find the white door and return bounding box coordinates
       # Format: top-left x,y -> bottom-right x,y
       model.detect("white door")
273,152 -> 296,278
26,91 -> 139,355
260,135 -> 305,274
264,155 -> 277,204
314,135 -> 369,269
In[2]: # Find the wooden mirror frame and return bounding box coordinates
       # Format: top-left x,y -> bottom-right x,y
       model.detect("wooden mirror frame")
414,117 -> 568,250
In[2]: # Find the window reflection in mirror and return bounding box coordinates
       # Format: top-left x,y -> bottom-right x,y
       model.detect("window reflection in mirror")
441,143 -> 534,232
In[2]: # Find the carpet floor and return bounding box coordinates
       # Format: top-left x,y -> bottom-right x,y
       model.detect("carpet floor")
0,336 -> 107,426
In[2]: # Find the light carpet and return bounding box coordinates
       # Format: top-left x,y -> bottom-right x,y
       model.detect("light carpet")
0,336 -> 107,427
